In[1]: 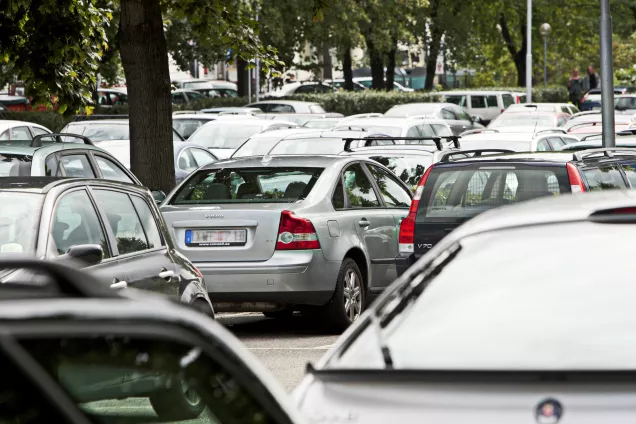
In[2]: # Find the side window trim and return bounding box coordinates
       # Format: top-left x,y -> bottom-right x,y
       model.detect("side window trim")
330,171 -> 347,210
359,162 -> 387,208
130,193 -> 167,247
91,152 -> 138,183
57,151 -> 97,178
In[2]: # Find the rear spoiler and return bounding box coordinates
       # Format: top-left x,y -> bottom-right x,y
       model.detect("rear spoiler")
342,136 -> 461,152
31,133 -> 94,147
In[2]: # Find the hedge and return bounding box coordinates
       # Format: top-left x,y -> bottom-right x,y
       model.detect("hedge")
0,110 -> 73,132
447,85 -> 569,103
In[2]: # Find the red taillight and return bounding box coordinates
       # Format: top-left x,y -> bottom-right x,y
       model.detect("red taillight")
276,210 -> 320,250
193,266 -> 204,279
566,162 -> 586,193
399,166 -> 434,253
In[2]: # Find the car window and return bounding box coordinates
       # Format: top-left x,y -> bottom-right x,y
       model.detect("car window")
583,166 -> 627,191
537,139 -> 551,151
11,126 -> 32,140
418,124 -> 435,137
440,109 -> 456,120
51,190 -> 110,257
190,147 -> 217,167
432,124 -> 453,136
548,137 -> 565,150
0,129 -> 9,140
187,91 -> 206,100
557,115 -> 568,127
93,189 -> 152,254
570,105 -> 580,114
131,195 -> 163,248
17,333 -> 287,424
620,163 -> 636,187
295,84 -> 317,93
177,149 -> 199,172
444,95 -> 465,107
369,155 -> 430,191
45,154 -> 59,176
454,107 -> 472,121
343,164 -> 381,208
30,126 -> 50,136
485,95 -> 498,108
470,95 -> 487,109
502,94 -> 514,108
269,104 -> 294,113
94,155 -> 134,183
366,164 -> 412,208
406,126 -> 420,137
173,119 -> 207,139
60,154 -> 96,178
561,106 -> 570,114
332,178 -> 345,209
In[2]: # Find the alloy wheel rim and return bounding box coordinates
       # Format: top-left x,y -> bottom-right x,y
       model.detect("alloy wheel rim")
343,269 -> 362,322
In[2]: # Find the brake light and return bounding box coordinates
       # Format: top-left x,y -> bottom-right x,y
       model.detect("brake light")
566,162 -> 586,193
276,210 -> 320,250
193,265 -> 204,279
399,166 -> 434,253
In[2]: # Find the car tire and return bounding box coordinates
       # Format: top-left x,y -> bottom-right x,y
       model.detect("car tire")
149,377 -> 205,420
192,298 -> 215,319
319,258 -> 364,333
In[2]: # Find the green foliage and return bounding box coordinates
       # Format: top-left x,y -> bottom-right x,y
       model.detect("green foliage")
0,111 -> 73,132
280,92 -> 441,115
0,0 -> 113,113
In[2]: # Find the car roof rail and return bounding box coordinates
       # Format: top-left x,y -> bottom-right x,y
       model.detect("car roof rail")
30,133 -> 94,148
534,128 -> 567,136
342,136 -> 449,152
573,147 -> 636,161
459,128 -> 500,137
571,110 -> 601,119
71,114 -> 128,122
567,122 -> 602,131
438,149 -> 515,163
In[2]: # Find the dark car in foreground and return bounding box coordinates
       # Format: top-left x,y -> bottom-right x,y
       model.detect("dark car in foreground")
0,259 -> 302,423
295,190 -> 636,423
0,177 -> 213,315
396,147 -> 636,275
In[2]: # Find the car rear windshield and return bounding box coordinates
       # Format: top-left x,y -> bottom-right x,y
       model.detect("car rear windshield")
369,155 -> 431,191
189,123 -> 266,148
65,124 -> 129,141
0,155 -> 31,177
268,138 -> 346,155
417,164 -> 569,221
489,115 -> 554,128
171,167 -> 323,204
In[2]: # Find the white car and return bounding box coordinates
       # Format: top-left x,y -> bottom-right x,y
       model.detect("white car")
438,91 -> 519,123
353,77 -> 414,92
460,128 -> 579,152
336,116 -> 453,140
0,120 -> 52,140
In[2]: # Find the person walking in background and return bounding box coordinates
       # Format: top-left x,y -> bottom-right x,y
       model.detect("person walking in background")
568,68 -> 583,108
583,65 -> 600,93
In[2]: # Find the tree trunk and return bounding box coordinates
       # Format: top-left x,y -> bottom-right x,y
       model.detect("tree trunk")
119,0 -> 175,193
237,58 -> 249,97
499,14 -> 527,87
367,39 -> 385,90
424,30 -> 443,90
342,47 -> 354,91
385,39 -> 397,92
322,42 -> 333,80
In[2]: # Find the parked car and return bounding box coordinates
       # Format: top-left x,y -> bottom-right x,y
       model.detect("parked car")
506,102 -> 579,115
246,100 -> 327,114
0,94 -> 29,111
267,82 -> 336,97
580,86 -> 634,111
0,133 -> 142,184
262,113 -> 344,126
61,118 -> 185,142
172,89 -> 208,106
295,189 -> 636,423
487,110 -> 571,131
353,77 -> 414,92
188,117 -> 299,159
0,177 -> 213,313
384,103 -> 484,135
200,107 -> 264,115
0,259 -> 301,423
439,91 -> 517,124
98,140 -> 218,183
161,154 -> 413,331
182,80 -> 239,97
0,119 -> 52,140
172,113 -> 218,139
96,87 -> 128,107
459,129 -> 579,152
328,79 -> 368,91
303,117 -> 343,129
562,112 -> 634,134
395,147 -> 636,275
335,116 -> 453,138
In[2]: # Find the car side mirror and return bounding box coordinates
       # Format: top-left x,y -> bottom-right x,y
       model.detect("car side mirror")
151,190 -> 166,204
62,244 -> 103,266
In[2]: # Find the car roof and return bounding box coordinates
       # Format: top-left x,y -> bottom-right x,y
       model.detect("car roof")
0,120 -> 49,130
67,119 -> 127,125
200,154 -> 347,169
388,102 -> 453,110
172,114 -> 217,120
447,151 -> 573,164
247,100 -> 320,106
0,177 -> 145,194
343,117 -> 445,127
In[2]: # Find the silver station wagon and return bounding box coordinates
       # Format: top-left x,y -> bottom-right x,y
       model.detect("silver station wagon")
160,155 -> 413,331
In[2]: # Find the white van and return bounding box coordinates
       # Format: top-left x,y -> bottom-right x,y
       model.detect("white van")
438,91 -> 518,124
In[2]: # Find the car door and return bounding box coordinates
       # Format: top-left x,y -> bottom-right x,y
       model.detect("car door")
46,187 -> 128,287
342,163 -> 397,290
91,188 -> 176,295
365,163 -> 413,292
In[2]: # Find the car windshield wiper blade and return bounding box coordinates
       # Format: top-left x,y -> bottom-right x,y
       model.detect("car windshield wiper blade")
378,243 -> 462,330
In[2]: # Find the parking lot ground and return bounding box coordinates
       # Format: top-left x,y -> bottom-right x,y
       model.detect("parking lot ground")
218,313 -> 340,391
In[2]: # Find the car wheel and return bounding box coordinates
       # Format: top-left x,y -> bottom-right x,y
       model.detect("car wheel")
149,377 -> 205,420
319,258 -> 364,332
192,298 -> 215,319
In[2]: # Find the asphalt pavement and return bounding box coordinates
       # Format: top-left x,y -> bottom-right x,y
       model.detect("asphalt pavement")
218,312 -> 339,391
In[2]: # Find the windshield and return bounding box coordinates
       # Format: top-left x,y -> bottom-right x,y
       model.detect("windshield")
66,123 -> 129,141
173,119 -> 211,139
189,123 -> 266,148
269,137 -> 345,155
489,115 -> 554,128
0,192 -> 43,256
172,167 -> 323,204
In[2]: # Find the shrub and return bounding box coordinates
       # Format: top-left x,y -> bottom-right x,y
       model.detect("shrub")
0,110 -> 72,132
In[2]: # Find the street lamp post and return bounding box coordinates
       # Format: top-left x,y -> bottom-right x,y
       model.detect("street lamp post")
539,23 -> 552,87
600,0 -> 615,148
526,0 -> 532,102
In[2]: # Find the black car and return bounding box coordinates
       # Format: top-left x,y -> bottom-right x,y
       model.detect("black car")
0,177 -> 213,315
0,259 -> 302,423
396,147 -> 636,274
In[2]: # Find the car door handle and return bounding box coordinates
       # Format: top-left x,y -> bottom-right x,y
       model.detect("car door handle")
359,219 -> 370,228
159,269 -> 175,280
111,280 -> 128,290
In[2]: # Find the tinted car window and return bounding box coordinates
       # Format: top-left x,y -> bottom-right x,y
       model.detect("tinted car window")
93,190 -> 151,254
583,166 -> 627,191
432,124 -> 452,136
173,168 -> 323,204
51,190 -> 110,257
343,164 -> 380,208
332,179 -> 345,209
367,164 -> 412,208
131,195 -> 163,248
486,95 -> 498,108
470,96 -> 486,109
30,126 -> 49,136
60,154 -> 96,178
444,95 -> 465,106
95,155 -> 134,183
502,94 -> 514,108
440,109 -> 456,120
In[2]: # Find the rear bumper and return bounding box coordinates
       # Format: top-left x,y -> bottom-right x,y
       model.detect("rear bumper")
195,250 -> 340,310
395,253 -> 416,277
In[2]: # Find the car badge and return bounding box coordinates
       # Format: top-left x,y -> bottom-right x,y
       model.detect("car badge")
535,398 -> 563,424
205,214 -> 224,218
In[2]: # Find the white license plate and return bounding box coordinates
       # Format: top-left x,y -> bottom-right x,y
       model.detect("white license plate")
185,229 -> 247,246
